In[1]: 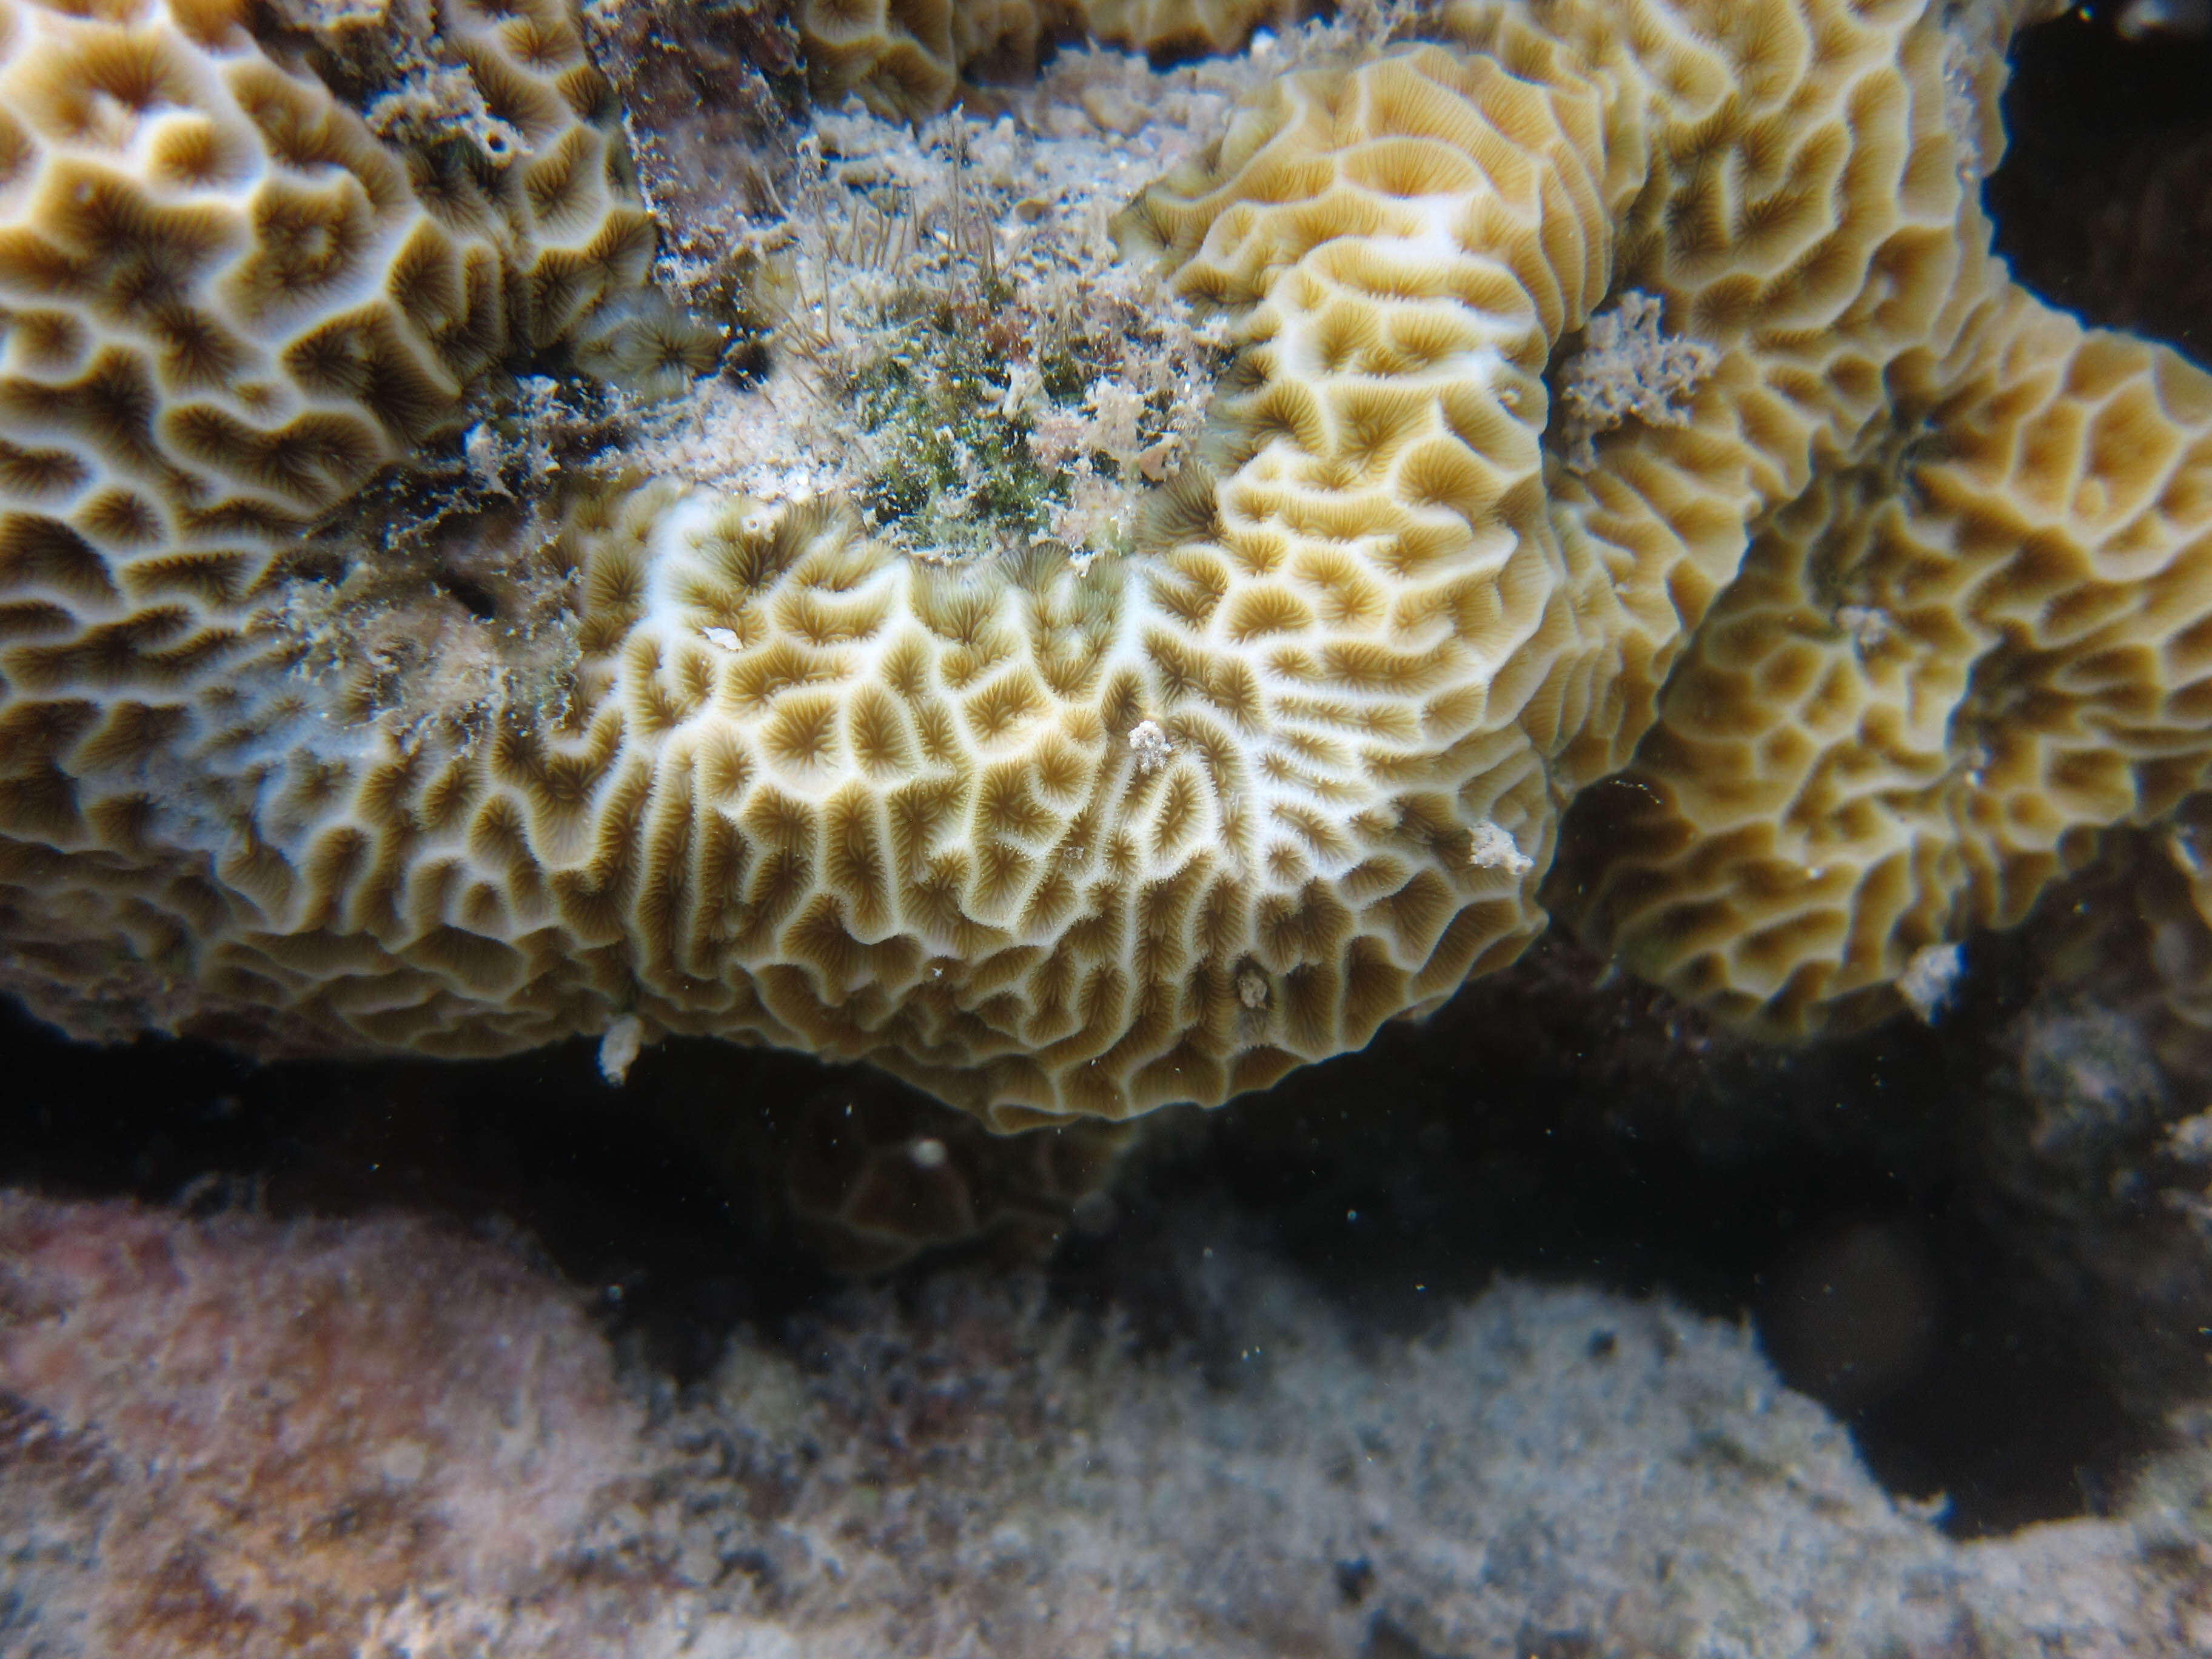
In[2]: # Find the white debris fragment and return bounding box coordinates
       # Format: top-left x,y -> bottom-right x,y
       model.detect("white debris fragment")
1236,968 -> 1269,1011
909,1137 -> 949,1170
1835,605 -> 1892,652
2166,1109 -> 2212,1165
598,1014 -> 645,1085
1557,291 -> 1718,471
1130,720 -> 1173,776
462,422 -> 512,497
1467,820 -> 1534,876
1898,943 -> 1965,1025
702,626 -> 740,651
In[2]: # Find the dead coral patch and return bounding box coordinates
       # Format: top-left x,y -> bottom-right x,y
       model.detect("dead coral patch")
625,97 -> 1230,565
581,0 -> 805,320
260,376 -> 641,745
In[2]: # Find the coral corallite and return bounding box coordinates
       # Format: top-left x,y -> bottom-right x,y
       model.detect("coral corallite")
4,0 -> 2212,1125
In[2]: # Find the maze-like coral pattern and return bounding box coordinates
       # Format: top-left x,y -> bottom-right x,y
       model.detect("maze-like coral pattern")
1496,0 -> 2017,787
12,36 -> 1634,1124
0,0 -> 652,688
0,0 -> 649,548
0,0 -> 524,1054
15,0 -> 2212,1121
541,47 -> 1628,1121
372,0 -> 657,349
0,0 -> 658,1045
1558,291 -> 2212,1030
0,0 -> 494,545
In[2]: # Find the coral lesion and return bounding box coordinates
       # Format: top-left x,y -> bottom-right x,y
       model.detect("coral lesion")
848,290 -> 1066,562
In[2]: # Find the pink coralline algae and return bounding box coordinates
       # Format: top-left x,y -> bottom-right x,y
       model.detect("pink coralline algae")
4,1188 -> 2208,1657
0,1193 -> 646,1659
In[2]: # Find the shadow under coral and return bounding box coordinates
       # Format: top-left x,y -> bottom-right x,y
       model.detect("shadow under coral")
0,898 -> 2194,1544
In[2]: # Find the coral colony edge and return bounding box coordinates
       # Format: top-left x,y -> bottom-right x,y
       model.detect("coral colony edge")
0,0 -> 2208,1131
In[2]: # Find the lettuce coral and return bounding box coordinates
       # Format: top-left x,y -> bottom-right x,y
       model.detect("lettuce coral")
4,0 -> 2210,1122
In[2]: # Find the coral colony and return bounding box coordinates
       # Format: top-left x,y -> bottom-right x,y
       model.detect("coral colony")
0,0 -> 2207,1128
3,4 -> 2212,1654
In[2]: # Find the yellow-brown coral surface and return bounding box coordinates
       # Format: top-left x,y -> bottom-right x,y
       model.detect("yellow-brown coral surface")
7,0 -> 2211,1124
1541,16 -> 2212,1033
794,0 -> 1313,119
0,0 -> 657,1042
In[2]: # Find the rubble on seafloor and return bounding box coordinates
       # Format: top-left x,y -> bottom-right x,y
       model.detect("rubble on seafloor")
3,919 -> 2211,1657
1,1187 -> 2207,1659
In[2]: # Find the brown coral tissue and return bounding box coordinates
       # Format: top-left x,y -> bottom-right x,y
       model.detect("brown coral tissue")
0,1192 -> 643,1659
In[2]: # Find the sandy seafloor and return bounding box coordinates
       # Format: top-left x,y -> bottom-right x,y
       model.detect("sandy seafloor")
4,9 -> 2212,1657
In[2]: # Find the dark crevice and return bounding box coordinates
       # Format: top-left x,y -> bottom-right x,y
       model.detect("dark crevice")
0,999 -> 836,1386
1988,11 -> 2212,363
437,570 -> 503,622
